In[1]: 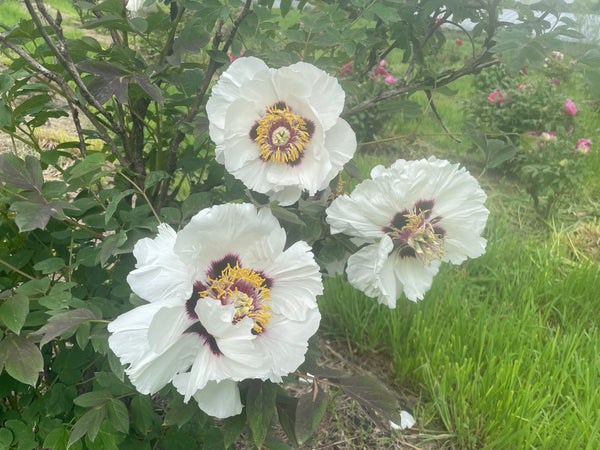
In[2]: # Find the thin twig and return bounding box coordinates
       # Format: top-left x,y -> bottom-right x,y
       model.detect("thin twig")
0,34 -> 129,167
343,59 -> 499,117
425,90 -> 461,143
0,258 -> 36,280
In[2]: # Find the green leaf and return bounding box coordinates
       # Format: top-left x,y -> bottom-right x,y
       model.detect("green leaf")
0,102 -> 12,128
4,419 -> 37,450
76,320 -> 91,350
39,291 -> 73,310
486,140 -> 518,169
182,192 -> 213,220
74,390 -> 113,407
275,395 -> 299,449
145,170 -> 169,189
0,334 -> 43,386
108,348 -> 125,380
68,153 -> 106,180
295,389 -> 328,445
15,277 -> 51,296
163,395 -> 197,428
280,0 -> 292,16
0,427 -> 13,448
222,412 -> 247,448
0,293 -> 29,334
43,427 -> 70,450
33,257 -> 66,274
104,189 -> 135,225
131,394 -> 155,435
246,380 -> 277,449
68,405 -> 107,448
270,205 -> 304,226
99,231 -> 127,266
32,308 -> 97,347
129,17 -> 147,33
106,399 -> 129,434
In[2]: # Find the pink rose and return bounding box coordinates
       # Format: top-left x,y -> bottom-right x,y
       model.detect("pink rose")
456,38 -> 463,46
564,98 -> 578,115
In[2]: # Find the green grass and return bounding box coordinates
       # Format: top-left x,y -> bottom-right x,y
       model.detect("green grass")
319,176 -> 600,448
0,0 -> 26,27
0,0 -> 85,34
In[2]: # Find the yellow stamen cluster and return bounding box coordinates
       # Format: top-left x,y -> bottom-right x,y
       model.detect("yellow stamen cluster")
389,208 -> 445,265
254,103 -> 311,164
200,263 -> 273,334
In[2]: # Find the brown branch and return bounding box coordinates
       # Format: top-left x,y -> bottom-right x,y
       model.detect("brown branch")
156,0 -> 254,210
27,0 -> 125,135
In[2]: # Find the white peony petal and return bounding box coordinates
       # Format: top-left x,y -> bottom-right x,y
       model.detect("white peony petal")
254,307 -> 321,382
127,223 -> 192,304
392,255 -> 441,302
206,57 -> 269,140
191,380 -> 243,418
285,62 -> 346,129
147,305 -> 196,354
263,241 -> 323,321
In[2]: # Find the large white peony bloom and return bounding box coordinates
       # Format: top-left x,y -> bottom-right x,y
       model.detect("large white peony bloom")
108,203 -> 322,418
206,57 -> 357,206
326,157 -> 489,307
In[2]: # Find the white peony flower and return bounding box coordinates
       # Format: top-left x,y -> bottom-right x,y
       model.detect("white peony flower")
108,203 -> 322,417
326,157 -> 489,307
126,0 -> 156,16
206,57 -> 357,206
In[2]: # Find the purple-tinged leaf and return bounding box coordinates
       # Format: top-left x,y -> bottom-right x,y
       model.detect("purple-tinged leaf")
133,73 -> 163,104
336,376 -> 403,426
0,154 -> 43,191
295,388 -> 328,446
32,308 -> 97,347
9,197 -> 70,232
0,333 -> 43,386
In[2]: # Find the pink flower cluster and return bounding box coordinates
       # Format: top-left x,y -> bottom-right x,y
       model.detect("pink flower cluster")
227,51 -> 244,62
564,98 -> 577,115
545,51 -> 564,61
372,60 -> 397,84
488,90 -> 508,104
576,138 -> 592,153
